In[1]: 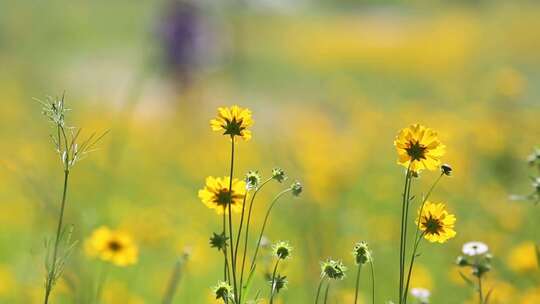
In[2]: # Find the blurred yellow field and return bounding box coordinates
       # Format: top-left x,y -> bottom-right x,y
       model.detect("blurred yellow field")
0,1 -> 539,303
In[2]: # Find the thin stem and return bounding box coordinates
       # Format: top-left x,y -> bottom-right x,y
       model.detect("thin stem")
269,259 -> 281,304
370,261 -> 376,304
354,264 -> 362,304
411,173 -> 443,248
403,231 -> 425,304
249,189 -> 292,272
314,276 -> 326,304
401,173 -> 413,303
234,195 -> 248,265
323,281 -> 330,304
95,263 -> 109,304
44,169 -> 70,304
478,275 -> 484,304
402,173 -> 444,304
223,211 -> 230,282
239,178 -> 272,299
234,194 -> 248,304
162,257 -> 187,304
227,137 -> 238,300
398,165 -> 411,304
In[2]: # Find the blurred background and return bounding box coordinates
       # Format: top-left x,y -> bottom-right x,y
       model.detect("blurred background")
0,0 -> 539,303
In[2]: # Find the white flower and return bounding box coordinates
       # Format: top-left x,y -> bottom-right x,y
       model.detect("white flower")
410,288 -> 430,302
462,241 -> 489,256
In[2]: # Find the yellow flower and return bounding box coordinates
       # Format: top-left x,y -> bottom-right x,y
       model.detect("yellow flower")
521,288 -> 540,304
198,176 -> 246,214
210,105 -> 253,140
85,226 -> 138,267
506,241 -> 538,273
416,201 -> 456,243
394,124 -> 446,172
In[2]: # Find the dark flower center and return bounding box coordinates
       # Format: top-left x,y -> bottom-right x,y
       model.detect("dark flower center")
406,140 -> 427,161
215,189 -> 232,206
223,118 -> 245,137
423,215 -> 443,235
108,240 -> 123,252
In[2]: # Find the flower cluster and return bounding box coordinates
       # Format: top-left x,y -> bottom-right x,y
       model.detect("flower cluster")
203,106 -> 303,304
394,124 -> 456,304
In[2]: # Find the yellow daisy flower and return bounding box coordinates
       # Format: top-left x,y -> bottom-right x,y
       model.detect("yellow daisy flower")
198,176 -> 246,214
394,124 -> 446,172
84,226 -> 138,267
506,241 -> 539,273
210,105 -> 253,140
416,201 -> 456,243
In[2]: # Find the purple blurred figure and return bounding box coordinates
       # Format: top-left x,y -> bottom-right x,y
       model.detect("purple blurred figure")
159,0 -> 203,86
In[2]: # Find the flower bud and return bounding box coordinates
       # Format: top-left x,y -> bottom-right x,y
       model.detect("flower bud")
441,164 -> 453,176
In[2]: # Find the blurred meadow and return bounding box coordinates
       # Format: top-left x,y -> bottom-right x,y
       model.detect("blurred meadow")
0,0 -> 539,303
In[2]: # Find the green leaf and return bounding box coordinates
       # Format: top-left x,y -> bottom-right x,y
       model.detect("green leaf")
484,287 -> 494,304
241,266 -> 257,304
458,271 -> 475,288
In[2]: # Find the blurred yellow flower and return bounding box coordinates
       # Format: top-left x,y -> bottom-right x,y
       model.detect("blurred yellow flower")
416,201 -> 456,243
521,288 -> 540,304
198,176 -> 246,214
394,124 -> 446,172
506,241 -> 538,273
102,281 -> 145,304
409,264 -> 433,290
495,67 -> 526,100
210,105 -> 253,141
85,226 -> 138,267
0,264 -> 15,296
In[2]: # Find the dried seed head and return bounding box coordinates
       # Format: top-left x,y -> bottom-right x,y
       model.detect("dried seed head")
272,241 -> 293,260
291,181 -> 303,196
213,281 -> 233,300
245,170 -> 262,190
352,241 -> 372,265
272,168 -> 287,183
321,259 -> 347,280
441,164 -> 453,176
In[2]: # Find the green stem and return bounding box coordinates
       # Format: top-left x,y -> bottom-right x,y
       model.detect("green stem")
249,189 -> 292,273
95,263 -> 109,304
370,261 -> 376,304
403,173 -> 444,304
269,259 -> 281,304
323,281 -> 330,304
44,169 -> 70,304
401,173 -> 413,302
227,137 -> 238,300
162,257 -> 187,304
223,211 -> 230,283
234,195 -> 248,303
403,232 -> 425,304
239,178 -> 272,301
478,275 -> 484,304
314,276 -> 326,304
354,264 -> 362,304
398,166 -> 411,304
